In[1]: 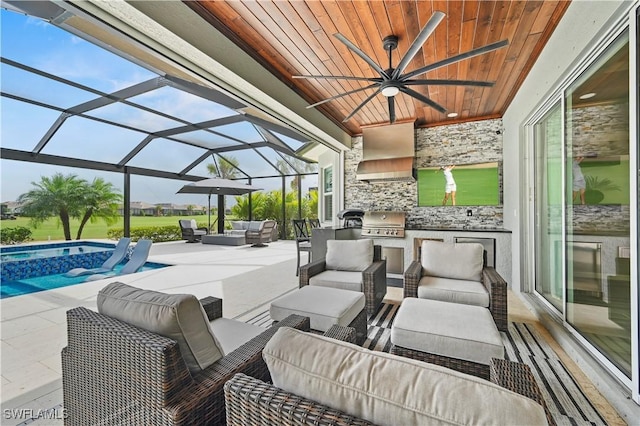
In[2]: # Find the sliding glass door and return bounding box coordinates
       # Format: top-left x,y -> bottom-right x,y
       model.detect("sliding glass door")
532,19 -> 635,389
534,103 -> 563,312
564,32 -> 631,377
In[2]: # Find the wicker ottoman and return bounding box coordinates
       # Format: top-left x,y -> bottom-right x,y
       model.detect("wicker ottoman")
390,298 -> 504,379
270,286 -> 367,345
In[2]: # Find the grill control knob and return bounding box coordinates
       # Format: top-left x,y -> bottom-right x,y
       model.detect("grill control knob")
375,229 -> 380,234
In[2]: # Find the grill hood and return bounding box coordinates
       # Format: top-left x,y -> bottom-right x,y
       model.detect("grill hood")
356,122 -> 415,183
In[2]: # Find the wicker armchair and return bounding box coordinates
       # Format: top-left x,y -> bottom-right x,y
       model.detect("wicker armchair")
404,241 -> 507,331
62,298 -> 310,426
299,243 -> 386,316
179,219 -> 208,243
224,359 -> 554,426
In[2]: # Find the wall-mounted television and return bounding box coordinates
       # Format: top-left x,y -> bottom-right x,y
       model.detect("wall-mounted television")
417,162 -> 500,206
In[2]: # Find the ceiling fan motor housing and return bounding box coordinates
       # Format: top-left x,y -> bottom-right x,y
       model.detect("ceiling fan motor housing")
382,35 -> 399,51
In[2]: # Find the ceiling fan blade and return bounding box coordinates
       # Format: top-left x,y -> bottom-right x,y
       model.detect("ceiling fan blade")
334,33 -> 389,79
399,86 -> 447,114
306,83 -> 379,108
392,11 -> 445,80
388,96 -> 396,123
401,39 -> 509,80
293,74 -> 381,82
404,79 -> 495,87
342,88 -> 381,122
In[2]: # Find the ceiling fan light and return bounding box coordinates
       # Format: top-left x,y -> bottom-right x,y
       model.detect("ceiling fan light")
381,86 -> 400,97
579,92 -> 596,100
447,112 -> 458,118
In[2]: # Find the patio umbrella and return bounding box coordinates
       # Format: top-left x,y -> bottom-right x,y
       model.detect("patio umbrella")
177,178 -> 262,234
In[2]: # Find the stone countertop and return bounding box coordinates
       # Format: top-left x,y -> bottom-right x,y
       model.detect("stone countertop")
405,227 -> 512,233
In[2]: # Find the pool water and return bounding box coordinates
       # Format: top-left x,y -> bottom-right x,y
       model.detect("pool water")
1,245 -> 109,262
1,262 -> 169,299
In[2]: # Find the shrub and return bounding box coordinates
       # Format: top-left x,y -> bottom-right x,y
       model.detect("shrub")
1,226 -> 33,244
107,225 -> 182,242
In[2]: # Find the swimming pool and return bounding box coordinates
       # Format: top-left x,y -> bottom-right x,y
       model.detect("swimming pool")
1,241 -> 117,282
1,261 -> 169,298
1,243 -> 110,262
0,241 -> 170,297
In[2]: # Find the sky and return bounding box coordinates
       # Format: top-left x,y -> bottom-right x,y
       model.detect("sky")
0,8 -> 318,208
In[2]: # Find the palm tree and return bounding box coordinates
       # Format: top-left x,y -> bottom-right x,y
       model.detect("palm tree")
276,158 -> 315,191
75,178 -> 122,239
18,173 -> 86,240
207,156 -> 240,179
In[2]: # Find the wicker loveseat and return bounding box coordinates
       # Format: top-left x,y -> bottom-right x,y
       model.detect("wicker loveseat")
61,284 -> 310,426
224,327 -> 554,425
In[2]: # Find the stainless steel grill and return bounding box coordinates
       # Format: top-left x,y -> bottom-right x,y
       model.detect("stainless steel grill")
361,211 -> 406,238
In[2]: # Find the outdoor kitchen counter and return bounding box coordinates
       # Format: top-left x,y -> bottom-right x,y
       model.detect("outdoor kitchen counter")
406,227 -> 512,233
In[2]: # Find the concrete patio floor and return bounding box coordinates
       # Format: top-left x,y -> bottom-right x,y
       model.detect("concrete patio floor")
0,239 -> 626,425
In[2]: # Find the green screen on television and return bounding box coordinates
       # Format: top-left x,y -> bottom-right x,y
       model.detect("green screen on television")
417,162 -> 500,206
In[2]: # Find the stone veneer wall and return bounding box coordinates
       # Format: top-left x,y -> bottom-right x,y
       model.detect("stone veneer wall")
344,119 -> 504,228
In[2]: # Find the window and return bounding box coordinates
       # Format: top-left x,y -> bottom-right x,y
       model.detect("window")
322,166 -> 333,221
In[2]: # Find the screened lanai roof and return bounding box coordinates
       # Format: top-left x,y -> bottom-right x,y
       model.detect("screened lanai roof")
0,6 -> 320,184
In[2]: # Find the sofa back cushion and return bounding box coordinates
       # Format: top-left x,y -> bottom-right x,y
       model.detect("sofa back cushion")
230,221 -> 247,230
264,327 -> 547,426
97,282 -> 223,373
325,239 -> 373,272
421,241 -> 484,281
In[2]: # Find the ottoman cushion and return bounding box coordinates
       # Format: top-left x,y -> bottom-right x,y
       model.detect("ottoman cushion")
391,298 -> 503,365
270,286 -> 365,332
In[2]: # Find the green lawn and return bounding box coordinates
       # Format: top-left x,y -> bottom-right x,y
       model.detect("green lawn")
1,215 -> 214,242
418,166 -> 499,206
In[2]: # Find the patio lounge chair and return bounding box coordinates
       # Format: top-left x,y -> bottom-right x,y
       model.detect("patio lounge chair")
61,282 -> 310,425
64,238 -> 131,277
179,219 -> 208,243
245,220 -> 277,247
84,239 -> 152,282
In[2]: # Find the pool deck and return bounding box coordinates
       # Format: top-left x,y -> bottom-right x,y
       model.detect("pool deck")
0,239 -> 627,425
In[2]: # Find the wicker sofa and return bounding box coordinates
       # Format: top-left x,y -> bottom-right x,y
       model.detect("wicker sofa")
61,285 -> 310,426
224,327 -> 554,425
404,240 -> 508,331
299,239 -> 386,316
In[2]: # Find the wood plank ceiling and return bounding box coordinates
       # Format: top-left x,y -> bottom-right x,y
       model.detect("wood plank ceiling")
187,1 -> 570,136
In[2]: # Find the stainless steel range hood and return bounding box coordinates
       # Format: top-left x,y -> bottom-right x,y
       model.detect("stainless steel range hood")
356,122 -> 415,182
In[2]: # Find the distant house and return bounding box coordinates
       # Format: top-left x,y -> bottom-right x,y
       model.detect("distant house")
117,202 -> 206,216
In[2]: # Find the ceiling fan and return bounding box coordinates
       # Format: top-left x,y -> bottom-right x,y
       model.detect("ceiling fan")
293,11 -> 509,124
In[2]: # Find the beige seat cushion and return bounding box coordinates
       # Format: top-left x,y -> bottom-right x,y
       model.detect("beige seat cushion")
325,239 -> 373,271
309,270 -> 362,292
417,275 -> 490,307
270,286 -> 364,332
97,282 -> 224,373
391,298 -> 503,365
264,327 -> 547,426
421,241 -> 484,281
209,318 -> 264,355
